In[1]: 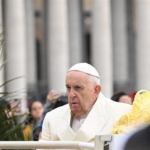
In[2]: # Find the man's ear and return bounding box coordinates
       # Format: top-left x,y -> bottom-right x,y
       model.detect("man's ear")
94,85 -> 101,98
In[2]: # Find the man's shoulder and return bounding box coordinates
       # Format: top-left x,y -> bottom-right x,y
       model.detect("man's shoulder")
98,93 -> 131,113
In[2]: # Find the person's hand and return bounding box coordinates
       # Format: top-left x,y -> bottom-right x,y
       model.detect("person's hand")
47,90 -> 59,104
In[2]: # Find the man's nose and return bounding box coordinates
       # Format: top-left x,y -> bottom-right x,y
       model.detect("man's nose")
69,89 -> 76,98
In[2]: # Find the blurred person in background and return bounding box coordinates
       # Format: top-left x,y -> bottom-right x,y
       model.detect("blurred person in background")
43,90 -> 68,117
24,101 -> 44,140
111,90 -> 133,105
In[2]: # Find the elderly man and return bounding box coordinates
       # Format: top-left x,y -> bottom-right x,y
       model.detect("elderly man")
39,63 -> 131,147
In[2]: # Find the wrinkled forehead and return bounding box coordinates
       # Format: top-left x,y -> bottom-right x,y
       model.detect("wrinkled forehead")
65,71 -> 90,83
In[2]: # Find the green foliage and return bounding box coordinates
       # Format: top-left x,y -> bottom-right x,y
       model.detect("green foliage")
0,100 -> 25,141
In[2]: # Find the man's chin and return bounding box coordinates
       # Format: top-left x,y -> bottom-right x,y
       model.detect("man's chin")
71,109 -> 85,117
71,108 -> 79,114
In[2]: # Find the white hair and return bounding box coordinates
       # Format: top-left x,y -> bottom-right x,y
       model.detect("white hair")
87,74 -> 100,85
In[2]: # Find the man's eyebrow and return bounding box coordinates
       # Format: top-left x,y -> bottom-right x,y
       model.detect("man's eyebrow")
75,84 -> 84,88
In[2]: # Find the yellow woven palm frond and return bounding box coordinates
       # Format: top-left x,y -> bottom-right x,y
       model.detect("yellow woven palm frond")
116,114 -> 131,126
111,89 -> 150,134
132,90 -> 150,126
111,114 -> 131,134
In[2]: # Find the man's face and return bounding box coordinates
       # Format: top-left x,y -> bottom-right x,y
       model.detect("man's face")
65,71 -> 100,116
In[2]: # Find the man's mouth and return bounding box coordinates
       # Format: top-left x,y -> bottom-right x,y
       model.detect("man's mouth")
71,102 -> 78,106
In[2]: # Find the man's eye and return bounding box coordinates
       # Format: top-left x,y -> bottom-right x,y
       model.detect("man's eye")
76,86 -> 81,90
66,87 -> 70,90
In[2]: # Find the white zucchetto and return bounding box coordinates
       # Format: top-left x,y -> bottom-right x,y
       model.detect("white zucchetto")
68,62 -> 100,78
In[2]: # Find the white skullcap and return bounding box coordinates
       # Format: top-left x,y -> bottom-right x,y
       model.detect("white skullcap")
68,62 -> 100,78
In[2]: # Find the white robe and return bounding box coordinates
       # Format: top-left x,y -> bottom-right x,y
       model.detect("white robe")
39,93 -> 131,150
